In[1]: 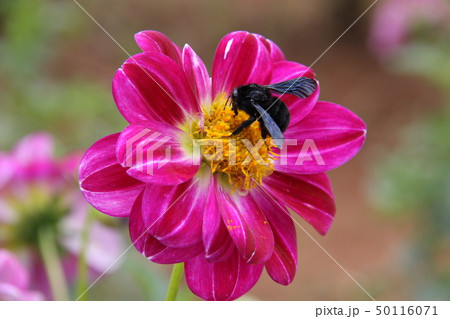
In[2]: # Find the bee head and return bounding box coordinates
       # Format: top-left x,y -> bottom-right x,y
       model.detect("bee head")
230,87 -> 240,114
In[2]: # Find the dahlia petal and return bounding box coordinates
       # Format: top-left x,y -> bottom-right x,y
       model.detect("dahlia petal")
270,61 -> 315,83
212,31 -> 272,96
0,249 -> 29,289
113,52 -> 199,125
137,179 -> 204,248
270,61 -> 319,124
251,189 -> 297,285
116,121 -> 199,185
79,133 -> 145,217
255,35 -> 286,62
12,133 -> 58,180
185,248 -> 264,301
112,69 -> 161,123
263,172 -> 335,235
0,154 -> 14,188
202,176 -> 234,262
0,250 -> 41,300
277,101 -> 367,174
134,30 -> 182,65
129,192 -> 203,264
84,222 -> 126,272
60,205 -> 125,273
13,132 -> 54,164
0,283 -> 42,301
182,44 -> 212,106
217,185 -> 274,264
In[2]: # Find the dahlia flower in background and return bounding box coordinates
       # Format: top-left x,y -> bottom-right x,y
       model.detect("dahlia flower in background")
0,133 -> 124,300
0,249 -> 42,301
369,0 -> 450,58
79,31 -> 366,300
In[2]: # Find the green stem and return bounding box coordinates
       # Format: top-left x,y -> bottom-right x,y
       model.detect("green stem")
165,263 -> 184,301
75,212 -> 93,301
38,227 -> 70,301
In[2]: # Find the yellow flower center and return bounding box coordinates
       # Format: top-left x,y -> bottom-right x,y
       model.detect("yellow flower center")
193,93 -> 277,191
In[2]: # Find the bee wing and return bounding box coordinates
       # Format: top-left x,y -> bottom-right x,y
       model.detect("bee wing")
252,101 -> 284,149
264,77 -> 317,99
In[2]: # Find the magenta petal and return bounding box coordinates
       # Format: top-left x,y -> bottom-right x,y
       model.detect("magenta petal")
263,172 -> 335,235
182,44 -> 211,106
212,31 -> 272,96
137,179 -> 204,248
277,101 -> 367,174
256,35 -> 286,62
251,189 -> 297,285
0,283 -> 42,301
116,121 -> 199,185
202,176 -> 234,262
0,249 -> 28,288
185,248 -> 264,301
113,52 -> 199,125
217,186 -> 274,264
79,133 -> 145,217
0,154 -> 14,188
270,61 -> 315,83
270,61 -> 319,125
134,30 -> 182,65
112,69 -> 161,123
12,132 -> 58,180
60,209 -> 125,273
13,132 -> 54,164
0,249 -> 42,301
129,192 -> 203,264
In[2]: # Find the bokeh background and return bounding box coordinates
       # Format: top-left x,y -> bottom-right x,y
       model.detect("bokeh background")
0,0 -> 449,300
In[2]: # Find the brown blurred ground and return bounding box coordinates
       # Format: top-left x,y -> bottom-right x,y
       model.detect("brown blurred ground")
50,0 -> 444,300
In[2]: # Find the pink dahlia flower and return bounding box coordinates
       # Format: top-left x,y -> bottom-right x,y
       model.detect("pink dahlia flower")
0,249 -> 42,301
0,133 -> 124,299
79,31 -> 366,300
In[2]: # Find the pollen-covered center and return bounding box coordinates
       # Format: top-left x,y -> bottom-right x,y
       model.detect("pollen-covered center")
194,93 -> 277,191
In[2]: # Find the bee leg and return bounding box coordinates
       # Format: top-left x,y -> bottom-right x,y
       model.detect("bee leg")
232,104 -> 238,116
228,117 -> 256,137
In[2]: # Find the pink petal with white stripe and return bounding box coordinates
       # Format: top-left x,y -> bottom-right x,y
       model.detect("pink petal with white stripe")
252,188 -> 297,285
134,30 -> 182,65
182,44 -> 212,106
276,101 -> 367,174
217,184 -> 274,264
202,175 -> 234,262
79,133 -> 145,217
263,172 -> 335,235
137,179 -> 204,248
185,248 -> 264,301
116,121 -> 199,185
129,192 -> 203,264
113,52 -> 199,125
212,31 -> 272,96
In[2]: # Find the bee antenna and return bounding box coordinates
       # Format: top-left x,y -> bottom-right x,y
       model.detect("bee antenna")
226,96 -> 231,106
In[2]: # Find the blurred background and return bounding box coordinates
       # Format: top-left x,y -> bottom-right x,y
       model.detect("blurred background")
0,0 -> 449,300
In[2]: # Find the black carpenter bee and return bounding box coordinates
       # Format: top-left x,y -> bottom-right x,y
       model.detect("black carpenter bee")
229,77 -> 317,148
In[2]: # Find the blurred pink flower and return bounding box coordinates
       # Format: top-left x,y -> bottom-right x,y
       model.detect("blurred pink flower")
79,31 -> 366,300
369,0 -> 450,58
0,249 -> 42,301
0,133 -> 124,299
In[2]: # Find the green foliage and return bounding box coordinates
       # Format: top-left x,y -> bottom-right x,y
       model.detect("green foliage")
0,0 -> 153,301
0,0 -> 125,151
370,19 -> 450,299
394,40 -> 450,91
